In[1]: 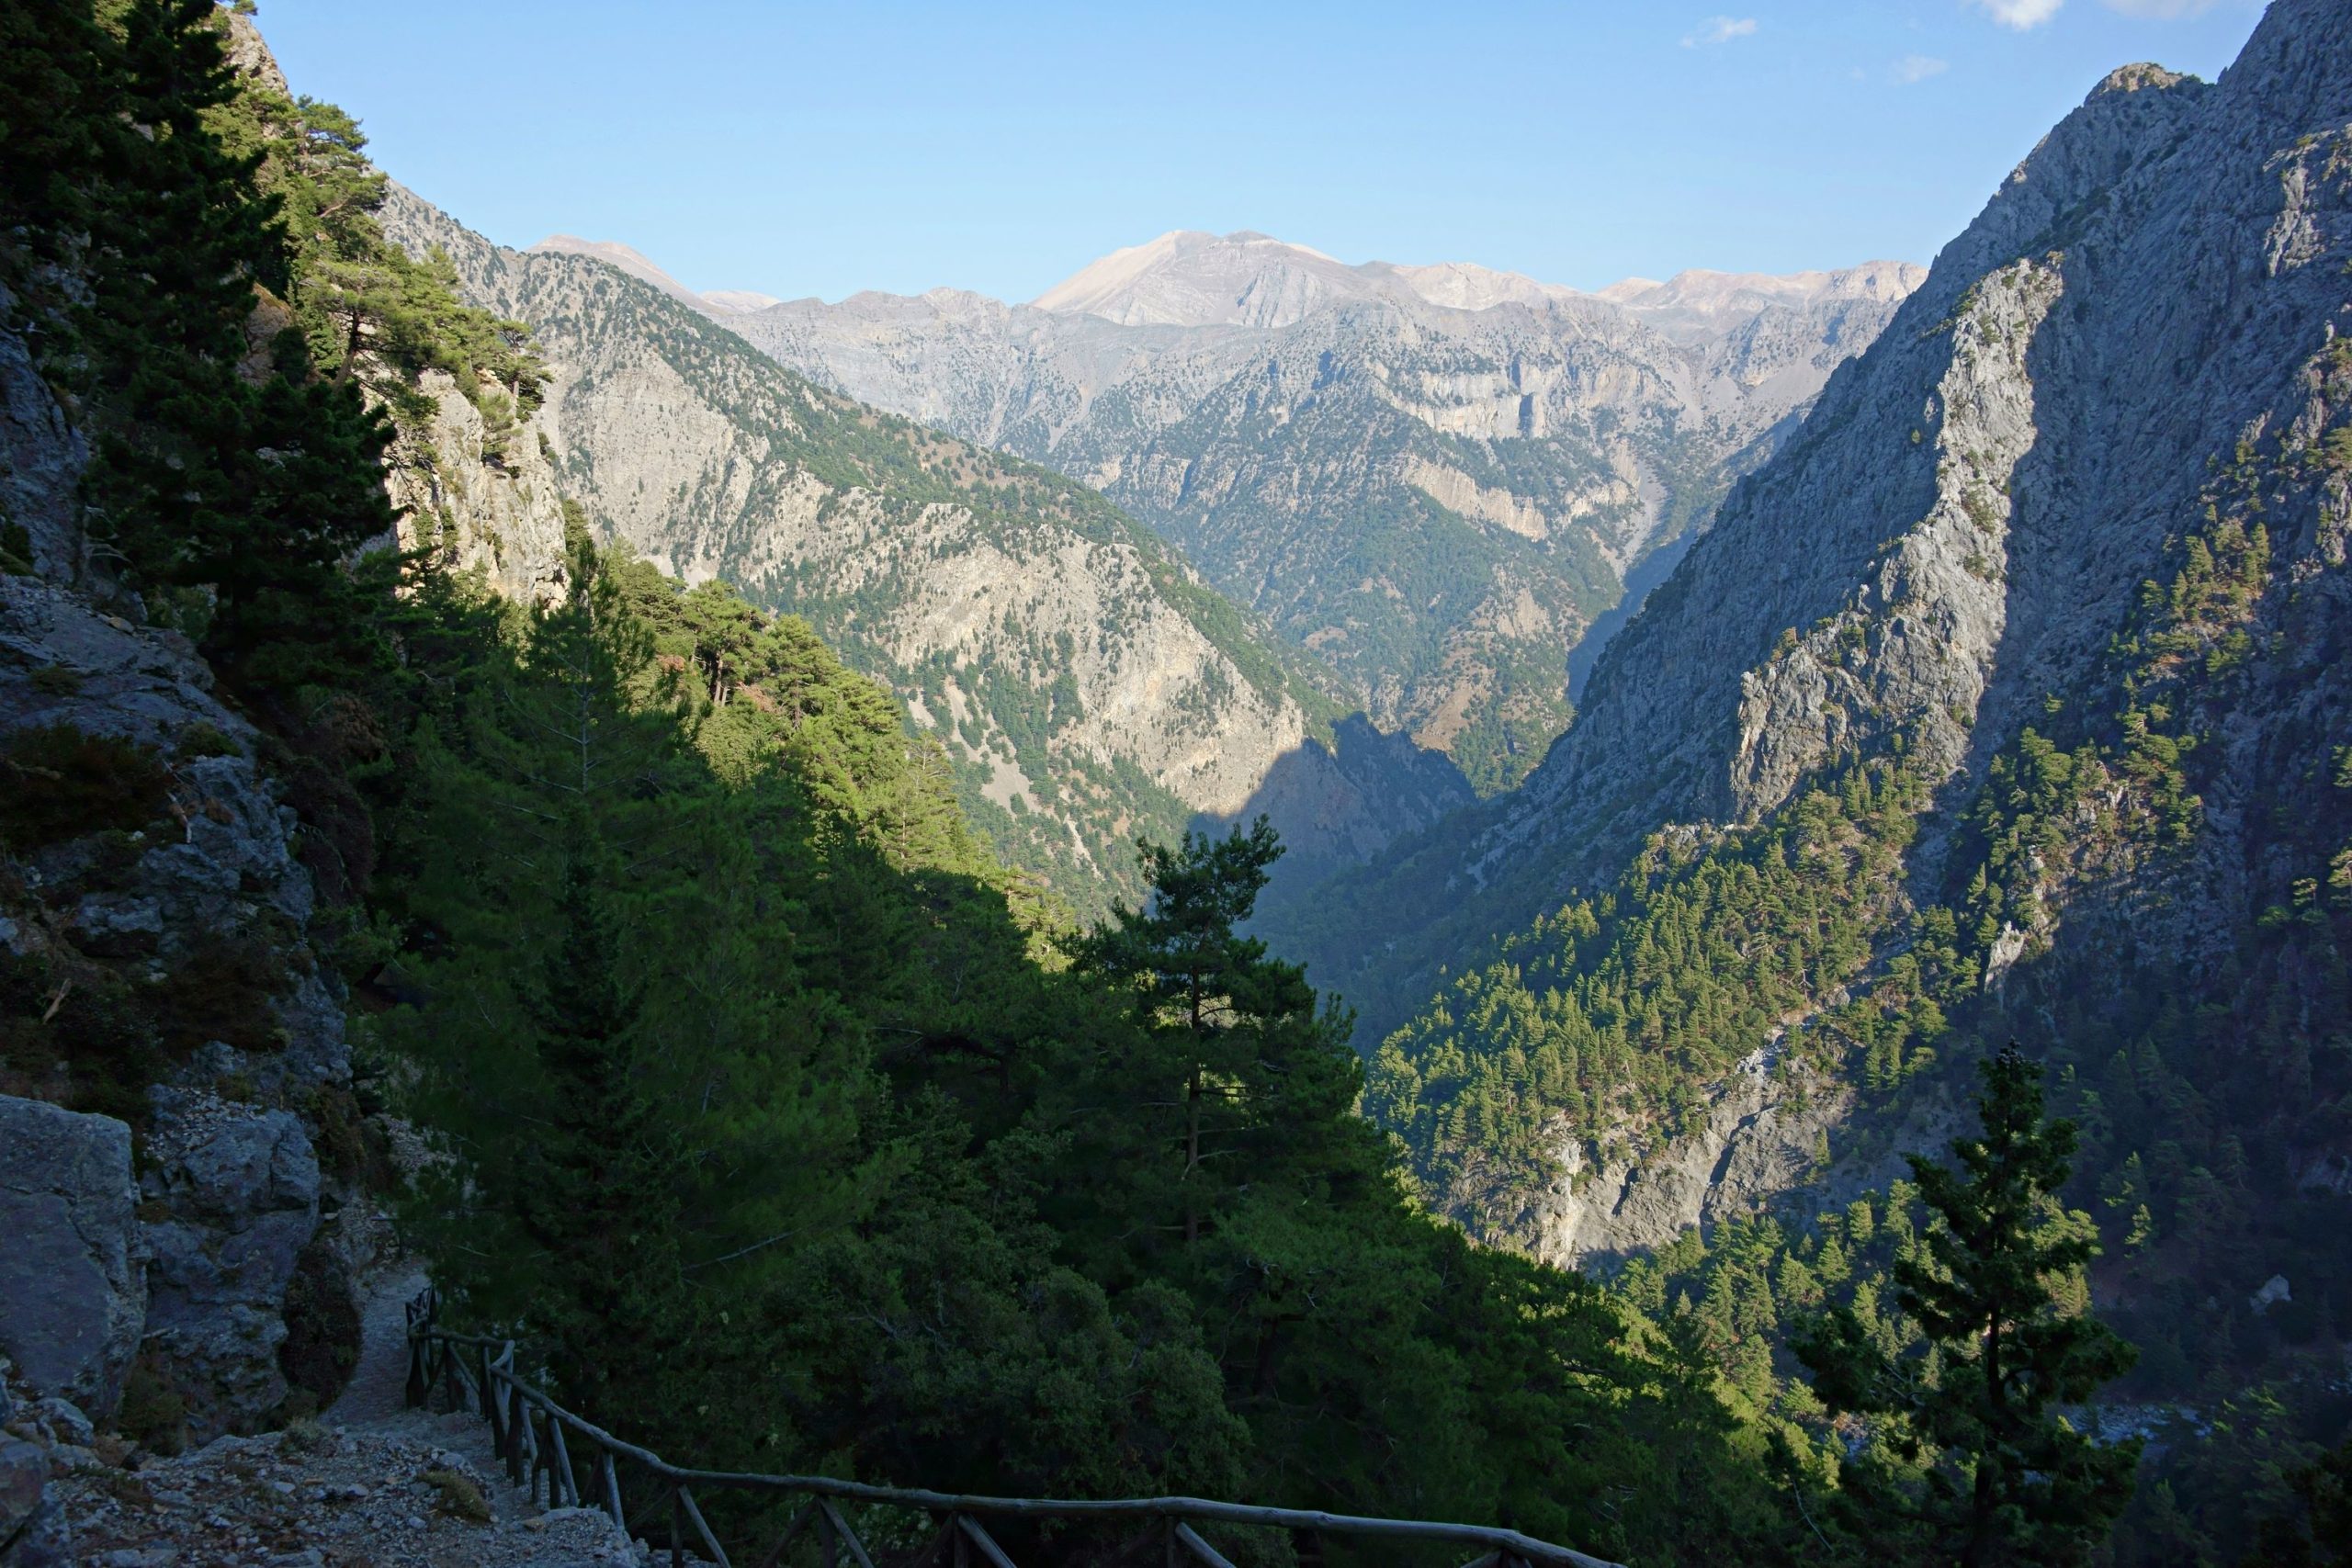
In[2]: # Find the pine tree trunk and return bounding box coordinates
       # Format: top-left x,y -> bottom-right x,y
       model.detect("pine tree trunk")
1964,1315 -> 2006,1568
1184,1059 -> 1201,1245
1184,964 -> 1204,1245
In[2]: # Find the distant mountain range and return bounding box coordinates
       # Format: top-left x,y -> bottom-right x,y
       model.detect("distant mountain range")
529,229 -> 1922,792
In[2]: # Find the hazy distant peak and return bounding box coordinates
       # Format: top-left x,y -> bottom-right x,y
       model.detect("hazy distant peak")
1385,259 -> 1579,313
529,235 -> 786,318
1035,228 -> 1924,334
528,234 -> 707,307
1590,276 -> 1666,304
1596,261 -> 1928,341
1032,229 -> 1369,328
700,288 -> 783,313
1603,261 -> 1927,310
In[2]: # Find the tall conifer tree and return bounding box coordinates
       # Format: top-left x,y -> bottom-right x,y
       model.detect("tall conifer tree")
1797,1043 -> 2141,1565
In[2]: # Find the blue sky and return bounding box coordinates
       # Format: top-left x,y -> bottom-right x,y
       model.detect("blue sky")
260,0 -> 2266,304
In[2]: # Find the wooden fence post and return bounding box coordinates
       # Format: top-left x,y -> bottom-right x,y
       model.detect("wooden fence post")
506,1382 -> 529,1486
598,1447 -> 623,1529
547,1413 -> 577,1508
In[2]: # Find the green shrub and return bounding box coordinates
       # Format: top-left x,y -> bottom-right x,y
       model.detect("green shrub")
422,1468 -> 492,1524
119,1355 -> 188,1455
152,933 -> 286,1055
277,1235 -> 361,1413
175,721 -> 243,759
0,725 -> 173,849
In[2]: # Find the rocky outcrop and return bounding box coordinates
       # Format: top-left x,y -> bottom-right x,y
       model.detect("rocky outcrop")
0,287 -> 89,589
0,579 -> 349,1440
379,369 -> 571,604
0,1098 -> 142,1416
0,299 -> 368,1446
0,1434 -> 71,1568
0,575 -> 350,1099
139,1093 -> 323,1440
1477,1046 -> 1966,1269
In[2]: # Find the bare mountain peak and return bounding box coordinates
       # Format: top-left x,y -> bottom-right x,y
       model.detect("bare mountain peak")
1034,228 -> 1923,333
527,234 -> 781,317
527,234 -> 698,301
1385,260 -> 1578,313
701,288 -> 783,313
1596,260 -> 1928,342
1031,229 -> 1361,326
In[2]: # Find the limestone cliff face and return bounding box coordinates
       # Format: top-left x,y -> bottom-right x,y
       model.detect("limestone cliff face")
1294,0 -> 2352,1257
1476,1043 -> 1973,1269
380,188 -> 1462,908
379,368 -> 571,604
718,250 -> 1919,792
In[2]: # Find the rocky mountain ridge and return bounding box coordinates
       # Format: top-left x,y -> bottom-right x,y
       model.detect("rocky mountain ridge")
1315,0 -> 2352,1280
589,229 -> 1921,792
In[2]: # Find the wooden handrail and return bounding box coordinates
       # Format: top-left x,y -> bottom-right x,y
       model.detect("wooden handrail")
404,1288 -> 1625,1568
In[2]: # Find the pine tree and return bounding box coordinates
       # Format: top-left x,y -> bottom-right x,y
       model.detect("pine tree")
63,0 -> 398,682
1077,817 -> 1357,1247
1796,1043 -> 2142,1565
514,842 -> 693,1416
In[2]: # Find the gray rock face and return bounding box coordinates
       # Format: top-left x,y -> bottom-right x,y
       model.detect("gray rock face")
0,1436 -> 72,1568
0,286 -> 89,588
1483,1046 -> 1965,1269
139,1092 -> 323,1440
0,290 -> 368,1443
0,576 -> 349,1097
0,1097 -> 143,1417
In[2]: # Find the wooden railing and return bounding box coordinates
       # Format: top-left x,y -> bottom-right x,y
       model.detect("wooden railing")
404,1288 -> 1625,1568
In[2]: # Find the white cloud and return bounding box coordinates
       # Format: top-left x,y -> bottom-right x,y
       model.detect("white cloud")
1969,0 -> 2064,28
1894,53 -> 1951,82
1680,16 -> 1758,47
2099,0 -> 2216,16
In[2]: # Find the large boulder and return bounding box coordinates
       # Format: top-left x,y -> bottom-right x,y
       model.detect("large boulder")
0,1436 -> 72,1568
139,1090 -> 322,1439
0,1096 -> 143,1416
